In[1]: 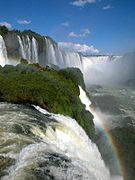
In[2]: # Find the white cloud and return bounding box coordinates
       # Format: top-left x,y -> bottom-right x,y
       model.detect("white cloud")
58,42 -> 99,54
17,19 -> 31,24
81,29 -> 91,36
69,32 -> 78,37
61,21 -> 70,27
102,4 -> 113,10
0,22 -> 12,29
69,28 -> 91,38
70,0 -> 96,7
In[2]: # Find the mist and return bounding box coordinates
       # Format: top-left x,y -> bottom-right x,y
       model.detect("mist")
83,52 -> 135,87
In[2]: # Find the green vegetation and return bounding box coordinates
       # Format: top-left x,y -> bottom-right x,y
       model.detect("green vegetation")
0,26 -> 8,36
59,68 -> 85,89
20,58 -> 29,65
0,63 -> 95,140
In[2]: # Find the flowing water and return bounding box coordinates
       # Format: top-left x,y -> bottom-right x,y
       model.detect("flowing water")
0,35 -> 8,67
45,37 -> 83,70
0,100 -> 111,180
15,34 -> 83,70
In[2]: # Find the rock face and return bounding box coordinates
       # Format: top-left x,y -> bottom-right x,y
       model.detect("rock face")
4,32 -> 20,59
0,63 -> 95,140
110,126 -> 135,180
96,124 -> 135,180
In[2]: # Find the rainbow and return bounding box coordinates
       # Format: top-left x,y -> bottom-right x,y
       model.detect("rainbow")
92,109 -> 127,180
79,86 -> 127,179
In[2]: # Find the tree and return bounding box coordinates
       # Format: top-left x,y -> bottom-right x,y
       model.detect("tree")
0,26 -> 8,36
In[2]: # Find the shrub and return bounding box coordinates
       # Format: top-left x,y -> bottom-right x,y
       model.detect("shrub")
0,26 -> 8,36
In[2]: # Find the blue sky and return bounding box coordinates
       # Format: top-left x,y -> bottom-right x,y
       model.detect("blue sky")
0,0 -> 135,55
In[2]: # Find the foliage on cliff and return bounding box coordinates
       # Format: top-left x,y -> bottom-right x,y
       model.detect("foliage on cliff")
0,63 -> 95,140
0,26 -> 8,36
59,68 -> 85,89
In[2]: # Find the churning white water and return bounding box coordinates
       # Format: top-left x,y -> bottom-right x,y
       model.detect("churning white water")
0,101 -> 110,180
0,35 -> 8,66
32,105 -> 111,180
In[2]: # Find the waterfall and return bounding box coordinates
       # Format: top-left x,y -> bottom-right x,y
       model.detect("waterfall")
1,33 -> 83,70
0,35 -> 8,67
33,105 -> 111,180
32,37 -> 38,63
17,35 -> 26,59
44,37 -> 83,71
82,55 -> 133,86
17,35 -> 38,63
63,50 -> 83,71
79,86 -> 104,127
0,102 -> 111,180
45,37 -> 57,65
25,36 -> 31,61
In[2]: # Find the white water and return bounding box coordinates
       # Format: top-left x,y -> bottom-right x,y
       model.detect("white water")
79,86 -> 104,127
14,35 -> 84,70
32,105 -> 111,180
17,35 -> 25,59
82,56 -> 122,85
45,37 -> 83,70
0,35 -> 8,66
17,35 -> 38,63
0,102 -> 111,180
32,37 -> 38,63
26,35 -> 32,61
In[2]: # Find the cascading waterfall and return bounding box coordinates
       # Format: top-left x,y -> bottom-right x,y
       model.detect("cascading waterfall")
44,37 -> 57,65
17,35 -> 38,63
0,35 -> 8,67
32,37 -> 38,63
44,37 -> 83,71
82,55 -> 122,74
0,33 -> 83,70
1,31 -> 135,84
82,54 -> 135,86
26,35 -> 32,61
17,35 -> 26,59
